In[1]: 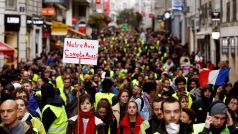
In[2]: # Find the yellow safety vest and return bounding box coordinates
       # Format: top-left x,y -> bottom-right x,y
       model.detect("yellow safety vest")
95,92 -> 115,109
59,86 -> 74,105
35,90 -> 41,96
172,91 -> 193,108
193,123 -> 230,134
42,105 -> 68,134
32,74 -> 39,82
56,76 -> 64,89
30,116 -> 46,134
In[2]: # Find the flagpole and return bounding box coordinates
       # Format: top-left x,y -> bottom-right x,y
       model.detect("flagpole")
78,58 -> 81,134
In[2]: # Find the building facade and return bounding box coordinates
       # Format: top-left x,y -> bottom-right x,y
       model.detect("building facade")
0,0 -> 42,64
220,0 -> 238,84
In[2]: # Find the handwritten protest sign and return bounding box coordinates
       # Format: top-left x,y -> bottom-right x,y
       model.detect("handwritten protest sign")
63,38 -> 99,65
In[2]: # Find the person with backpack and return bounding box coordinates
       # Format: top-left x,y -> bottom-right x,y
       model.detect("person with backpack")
140,81 -> 156,120
130,85 -> 144,112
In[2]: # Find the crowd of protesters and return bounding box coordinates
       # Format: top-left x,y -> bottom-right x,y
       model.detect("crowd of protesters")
0,27 -> 238,134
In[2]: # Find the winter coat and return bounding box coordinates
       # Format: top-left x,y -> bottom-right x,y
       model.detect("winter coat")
117,113 -> 143,134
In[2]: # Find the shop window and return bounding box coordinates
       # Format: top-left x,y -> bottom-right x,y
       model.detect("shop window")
233,0 -> 236,21
227,2 -> 230,22
5,0 -> 17,10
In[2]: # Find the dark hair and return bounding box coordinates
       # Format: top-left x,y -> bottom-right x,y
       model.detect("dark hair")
4,83 -> 15,91
188,78 -> 200,87
41,83 -> 55,106
161,96 -> 181,111
142,81 -> 156,93
11,87 -> 29,100
175,76 -> 186,86
229,96 -> 238,102
101,78 -> 114,93
152,96 -> 164,109
179,92 -> 189,102
63,75 -> 72,83
79,94 -> 93,107
153,96 -> 164,103
96,99 -> 113,126
182,108 -> 196,124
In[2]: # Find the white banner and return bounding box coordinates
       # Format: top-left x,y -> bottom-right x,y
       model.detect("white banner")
63,38 -> 99,65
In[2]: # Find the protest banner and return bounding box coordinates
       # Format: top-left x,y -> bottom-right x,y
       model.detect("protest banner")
63,38 -> 99,65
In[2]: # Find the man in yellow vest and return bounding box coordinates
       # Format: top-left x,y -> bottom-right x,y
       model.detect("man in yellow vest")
41,83 -> 68,134
172,76 -> 193,108
95,78 -> 115,109
193,100 -> 237,134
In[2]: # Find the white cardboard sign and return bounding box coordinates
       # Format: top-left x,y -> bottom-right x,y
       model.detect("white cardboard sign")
63,38 -> 99,65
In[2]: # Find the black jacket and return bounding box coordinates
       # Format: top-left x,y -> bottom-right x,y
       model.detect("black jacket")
145,116 -> 162,134
191,95 -> 213,123
155,120 -> 193,134
42,95 -> 65,132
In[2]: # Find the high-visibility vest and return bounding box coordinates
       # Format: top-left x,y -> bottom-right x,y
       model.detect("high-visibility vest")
193,123 -> 230,134
94,92 -> 115,109
172,91 -> 193,108
56,76 -> 64,89
32,74 -> 39,82
42,105 -> 68,134
59,86 -> 74,104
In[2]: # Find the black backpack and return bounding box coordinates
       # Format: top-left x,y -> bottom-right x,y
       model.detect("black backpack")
139,96 -> 144,112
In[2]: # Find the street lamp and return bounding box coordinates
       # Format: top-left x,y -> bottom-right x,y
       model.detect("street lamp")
164,11 -> 171,19
163,11 -> 172,33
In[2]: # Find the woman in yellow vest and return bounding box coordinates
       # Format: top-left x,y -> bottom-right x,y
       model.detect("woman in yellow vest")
15,98 -> 46,134
96,99 -> 116,134
41,83 -> 68,134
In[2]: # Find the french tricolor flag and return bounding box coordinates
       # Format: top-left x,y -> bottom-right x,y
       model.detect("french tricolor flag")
199,68 -> 230,86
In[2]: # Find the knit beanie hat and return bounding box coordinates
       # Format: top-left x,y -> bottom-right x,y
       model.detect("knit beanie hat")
210,101 -> 228,116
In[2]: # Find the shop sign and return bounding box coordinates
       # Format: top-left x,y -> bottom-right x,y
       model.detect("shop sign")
5,15 -> 20,31
211,12 -> 220,21
27,18 -> 44,26
32,19 -> 44,25
63,38 -> 99,65
42,8 -> 55,16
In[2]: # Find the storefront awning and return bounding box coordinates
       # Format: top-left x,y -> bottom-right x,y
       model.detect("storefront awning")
0,41 -> 14,55
51,21 -> 68,36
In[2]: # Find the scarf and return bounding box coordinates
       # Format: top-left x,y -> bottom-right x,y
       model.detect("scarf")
21,112 -> 31,122
75,110 -> 95,134
166,123 -> 180,134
